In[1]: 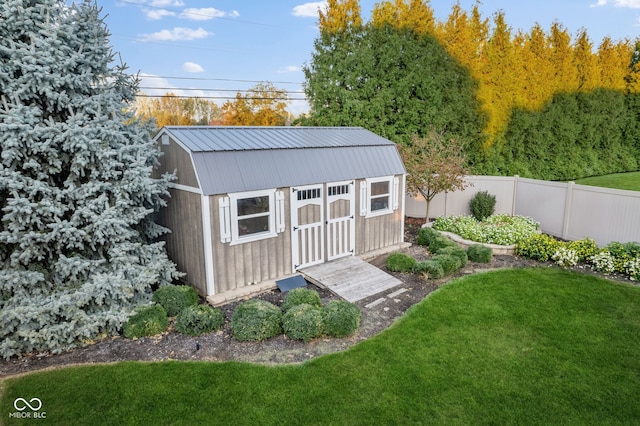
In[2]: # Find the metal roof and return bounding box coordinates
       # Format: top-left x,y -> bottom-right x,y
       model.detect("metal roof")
157,126 -> 406,195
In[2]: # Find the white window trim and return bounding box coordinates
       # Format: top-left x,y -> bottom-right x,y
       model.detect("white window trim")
229,189 -> 277,246
365,176 -> 394,218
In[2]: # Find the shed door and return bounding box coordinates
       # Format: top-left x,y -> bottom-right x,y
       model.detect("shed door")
326,180 -> 355,261
291,184 -> 324,270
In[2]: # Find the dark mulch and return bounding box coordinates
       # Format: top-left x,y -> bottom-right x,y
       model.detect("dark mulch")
0,217 -> 633,378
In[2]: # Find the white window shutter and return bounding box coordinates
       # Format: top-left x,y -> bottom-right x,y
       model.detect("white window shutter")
392,176 -> 400,210
218,196 -> 231,243
275,190 -> 285,233
359,181 -> 367,217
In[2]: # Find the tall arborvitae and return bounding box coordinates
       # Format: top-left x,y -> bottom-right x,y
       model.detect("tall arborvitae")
0,0 -> 180,358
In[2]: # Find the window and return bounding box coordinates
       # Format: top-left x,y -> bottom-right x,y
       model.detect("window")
361,176 -> 398,218
227,189 -> 278,244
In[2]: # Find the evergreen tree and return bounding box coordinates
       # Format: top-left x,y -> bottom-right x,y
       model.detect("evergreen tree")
0,0 -> 180,358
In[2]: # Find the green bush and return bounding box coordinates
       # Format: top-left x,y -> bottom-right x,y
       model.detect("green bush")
568,238 -> 599,262
386,253 -> 417,272
436,245 -> 468,268
428,234 -> 457,253
412,260 -> 445,279
231,300 -> 282,342
152,285 -> 198,317
322,300 -> 361,338
515,233 -> 562,261
282,304 -> 324,342
282,287 -> 322,312
123,304 -> 168,339
467,244 -> 493,263
175,305 -> 224,336
432,254 -> 462,276
469,191 -> 496,221
416,226 -> 440,247
434,214 -> 539,245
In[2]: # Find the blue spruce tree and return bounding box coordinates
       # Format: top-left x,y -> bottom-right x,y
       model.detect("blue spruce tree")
0,0 -> 181,358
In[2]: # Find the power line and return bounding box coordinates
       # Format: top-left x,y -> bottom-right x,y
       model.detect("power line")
138,86 -> 306,94
135,94 -> 307,101
136,75 -> 304,85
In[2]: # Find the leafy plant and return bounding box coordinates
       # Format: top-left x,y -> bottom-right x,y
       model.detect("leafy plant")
416,226 -> 441,247
590,250 -> 616,274
469,191 -> 496,221
434,214 -> 539,245
436,246 -> 468,269
282,304 -> 324,342
552,247 -> 579,267
152,285 -> 199,317
431,254 -> 462,276
467,244 -> 493,263
515,233 -> 562,261
175,305 -> 224,336
568,238 -> 599,262
322,300 -> 361,338
282,288 -> 322,312
231,300 -> 282,342
386,253 -> 417,272
412,260 -> 445,279
123,304 -> 169,339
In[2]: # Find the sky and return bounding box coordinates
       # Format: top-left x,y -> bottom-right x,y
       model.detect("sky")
101,0 -> 640,116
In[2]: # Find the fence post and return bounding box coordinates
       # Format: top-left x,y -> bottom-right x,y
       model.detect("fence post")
562,181 -> 575,240
511,175 -> 519,216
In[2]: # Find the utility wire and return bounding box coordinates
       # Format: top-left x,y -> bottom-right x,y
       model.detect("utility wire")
136,75 -> 304,85
135,94 -> 306,101
138,86 -> 306,94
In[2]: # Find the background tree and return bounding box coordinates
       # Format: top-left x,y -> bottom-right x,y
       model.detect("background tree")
0,0 -> 180,358
400,129 -> 471,221
134,93 -> 221,127
220,82 -> 289,126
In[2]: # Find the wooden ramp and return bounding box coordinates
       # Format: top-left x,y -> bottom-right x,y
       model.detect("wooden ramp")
300,256 -> 402,303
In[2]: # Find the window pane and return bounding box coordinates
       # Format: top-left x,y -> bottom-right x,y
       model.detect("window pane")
237,196 -> 269,216
238,215 -> 270,236
371,196 -> 389,211
371,181 -> 389,196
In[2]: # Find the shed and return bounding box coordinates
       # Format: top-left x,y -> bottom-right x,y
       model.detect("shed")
153,126 -> 407,302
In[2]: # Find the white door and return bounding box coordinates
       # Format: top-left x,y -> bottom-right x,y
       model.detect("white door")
326,180 -> 355,261
291,184 -> 324,270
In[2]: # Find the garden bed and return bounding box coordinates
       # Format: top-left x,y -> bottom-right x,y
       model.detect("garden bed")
423,221 -> 516,255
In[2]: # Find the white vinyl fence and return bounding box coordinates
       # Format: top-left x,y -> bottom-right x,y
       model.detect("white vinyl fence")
406,175 -> 640,246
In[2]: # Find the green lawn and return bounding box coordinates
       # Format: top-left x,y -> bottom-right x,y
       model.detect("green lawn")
574,171 -> 640,191
2,268 -> 640,425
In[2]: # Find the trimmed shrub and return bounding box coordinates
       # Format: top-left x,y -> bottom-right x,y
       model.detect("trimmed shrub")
152,285 -> 198,317
416,226 -> 441,247
175,305 -> 224,336
469,191 -> 496,221
123,304 -> 168,339
412,260 -> 444,279
436,245 -> 468,268
282,304 -> 324,342
231,300 -> 282,342
432,254 -> 462,276
282,287 -> 322,312
322,300 -> 361,337
428,234 -> 457,253
386,252 -> 417,272
467,244 -> 493,263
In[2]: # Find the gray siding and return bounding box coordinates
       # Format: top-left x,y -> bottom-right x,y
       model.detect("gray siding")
210,193 -> 292,294
156,137 -> 199,188
158,189 -> 207,295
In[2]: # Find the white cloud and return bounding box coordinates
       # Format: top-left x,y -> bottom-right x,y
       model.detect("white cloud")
149,0 -> 184,6
278,65 -> 301,73
182,62 -> 205,73
292,1 -> 327,17
144,9 -> 175,20
137,27 -> 212,42
180,7 -> 238,20
591,0 -> 640,7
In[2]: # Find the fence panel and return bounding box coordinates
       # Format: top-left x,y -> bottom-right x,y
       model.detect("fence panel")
405,175 -> 640,246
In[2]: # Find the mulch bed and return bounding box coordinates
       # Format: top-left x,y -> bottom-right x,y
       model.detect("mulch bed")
0,217 -> 634,378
